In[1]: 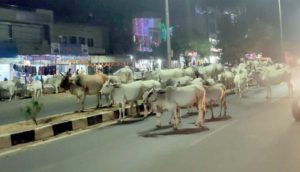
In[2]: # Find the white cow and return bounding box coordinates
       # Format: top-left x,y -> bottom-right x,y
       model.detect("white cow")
113,66 -> 134,84
136,80 -> 161,117
44,75 -> 63,94
203,83 -> 227,119
0,80 -> 17,101
158,68 -> 184,84
253,68 -> 293,99
143,85 -> 206,129
100,80 -> 144,121
234,73 -> 248,98
183,67 -> 198,79
165,76 -> 193,87
27,80 -> 43,98
198,63 -> 224,81
191,80 -> 227,120
219,71 -> 235,90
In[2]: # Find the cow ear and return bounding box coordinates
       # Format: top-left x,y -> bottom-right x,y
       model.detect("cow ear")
157,89 -> 166,94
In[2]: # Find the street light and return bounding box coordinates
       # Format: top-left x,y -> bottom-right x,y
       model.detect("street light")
165,0 -> 172,68
278,0 -> 284,60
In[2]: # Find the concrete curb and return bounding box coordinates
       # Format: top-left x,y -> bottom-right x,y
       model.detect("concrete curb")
0,103 -> 145,150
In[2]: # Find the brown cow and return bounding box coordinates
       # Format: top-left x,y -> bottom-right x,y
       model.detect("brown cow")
60,73 -> 108,112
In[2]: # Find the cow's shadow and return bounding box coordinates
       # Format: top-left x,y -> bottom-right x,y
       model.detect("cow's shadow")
139,126 -> 209,138
205,115 -> 232,122
116,117 -> 145,125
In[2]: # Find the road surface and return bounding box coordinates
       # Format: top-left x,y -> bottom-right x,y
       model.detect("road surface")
0,69 -> 299,172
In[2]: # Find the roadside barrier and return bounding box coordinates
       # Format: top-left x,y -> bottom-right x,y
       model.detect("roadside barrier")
0,103 -> 145,149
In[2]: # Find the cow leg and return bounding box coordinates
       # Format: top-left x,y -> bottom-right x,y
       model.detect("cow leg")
118,103 -> 122,121
80,95 -> 86,112
156,112 -> 162,128
266,86 -> 271,99
8,89 -> 12,102
196,100 -> 204,127
173,109 -> 179,130
288,82 -> 293,97
96,93 -> 100,109
219,96 -> 227,118
210,102 -> 215,119
219,100 -> 223,118
121,102 -> 126,120
143,103 -> 148,118
34,90 -> 37,99
239,87 -> 242,98
175,107 -> 181,124
135,101 -> 140,116
223,99 -> 227,117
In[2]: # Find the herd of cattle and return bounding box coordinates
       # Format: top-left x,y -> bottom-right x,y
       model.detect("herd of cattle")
0,60 -> 294,129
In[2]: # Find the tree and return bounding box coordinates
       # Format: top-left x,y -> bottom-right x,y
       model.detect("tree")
186,39 -> 211,58
172,24 -> 211,59
21,98 -> 43,125
213,2 -> 280,63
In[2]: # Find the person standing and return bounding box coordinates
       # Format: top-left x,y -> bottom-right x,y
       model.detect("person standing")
66,68 -> 72,78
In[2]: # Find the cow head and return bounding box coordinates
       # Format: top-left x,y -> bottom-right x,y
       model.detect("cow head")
143,88 -> 165,105
100,79 -> 120,95
60,75 -> 73,90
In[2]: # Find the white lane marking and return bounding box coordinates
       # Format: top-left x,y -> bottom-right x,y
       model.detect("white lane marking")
188,119 -> 237,147
0,121 -> 117,157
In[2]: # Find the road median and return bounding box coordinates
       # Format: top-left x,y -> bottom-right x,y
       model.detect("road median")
0,102 -> 145,149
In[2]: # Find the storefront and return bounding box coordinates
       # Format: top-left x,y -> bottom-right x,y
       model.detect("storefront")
90,55 -> 131,74
56,55 -> 91,75
0,41 -> 20,81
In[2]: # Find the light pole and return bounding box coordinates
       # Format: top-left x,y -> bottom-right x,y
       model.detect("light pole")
278,0 -> 284,60
165,0 -> 172,68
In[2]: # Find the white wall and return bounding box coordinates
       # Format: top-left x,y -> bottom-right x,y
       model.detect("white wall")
0,64 -> 11,81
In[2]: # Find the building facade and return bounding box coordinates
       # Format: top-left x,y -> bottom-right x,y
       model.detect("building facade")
0,6 -> 53,56
52,22 -> 109,55
0,5 -> 109,57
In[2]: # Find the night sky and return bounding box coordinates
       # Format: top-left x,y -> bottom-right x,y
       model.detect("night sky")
1,0 -> 300,42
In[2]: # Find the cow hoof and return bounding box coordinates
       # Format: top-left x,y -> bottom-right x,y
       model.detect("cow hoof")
173,127 -> 179,131
156,125 -> 161,128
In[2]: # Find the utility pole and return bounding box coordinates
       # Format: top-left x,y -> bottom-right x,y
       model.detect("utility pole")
278,0 -> 284,61
165,0 -> 172,68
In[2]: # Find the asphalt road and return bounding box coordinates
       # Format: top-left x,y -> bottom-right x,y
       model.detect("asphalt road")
0,92 -> 108,125
0,69 -> 300,172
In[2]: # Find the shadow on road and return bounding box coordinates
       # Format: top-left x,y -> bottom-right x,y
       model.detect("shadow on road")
139,126 -> 209,138
115,117 -> 145,125
205,115 -> 232,122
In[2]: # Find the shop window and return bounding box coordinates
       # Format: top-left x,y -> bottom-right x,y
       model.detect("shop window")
79,37 -> 85,45
59,35 -> 68,44
62,36 -> 68,44
70,36 -> 77,44
87,38 -> 94,47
